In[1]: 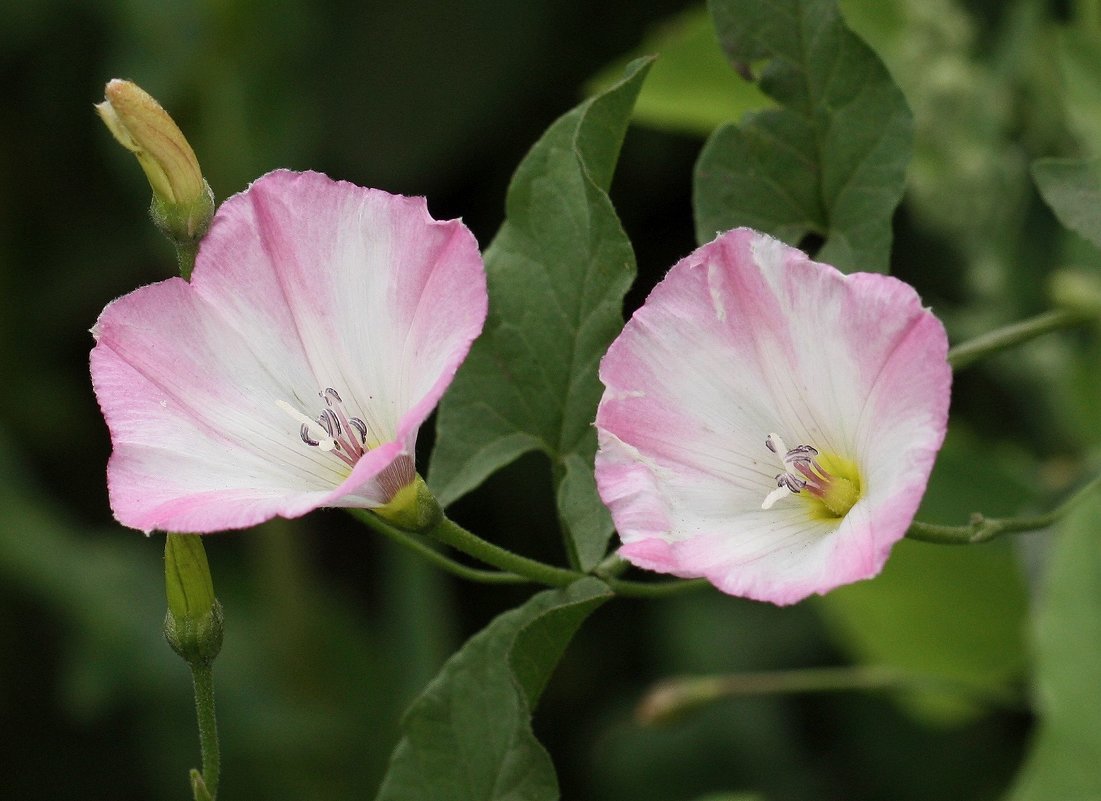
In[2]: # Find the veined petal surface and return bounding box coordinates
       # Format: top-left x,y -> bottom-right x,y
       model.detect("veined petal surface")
91,170 -> 486,534
595,228 -> 950,605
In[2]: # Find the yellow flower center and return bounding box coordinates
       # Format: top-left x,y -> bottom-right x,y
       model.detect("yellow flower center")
761,434 -> 862,519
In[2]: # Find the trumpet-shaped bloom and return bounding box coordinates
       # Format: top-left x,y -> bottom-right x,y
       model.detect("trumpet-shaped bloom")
595,229 -> 950,605
91,170 -> 487,534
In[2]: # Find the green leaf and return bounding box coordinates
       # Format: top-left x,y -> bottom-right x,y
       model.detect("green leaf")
1006,494 -> 1101,801
586,7 -> 771,137
693,0 -> 912,273
429,58 -> 652,570
1033,157 -> 1101,250
374,578 -> 612,801
816,430 -> 1031,725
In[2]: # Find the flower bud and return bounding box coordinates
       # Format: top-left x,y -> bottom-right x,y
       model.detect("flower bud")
163,533 -> 224,664
373,474 -> 443,532
96,79 -> 215,251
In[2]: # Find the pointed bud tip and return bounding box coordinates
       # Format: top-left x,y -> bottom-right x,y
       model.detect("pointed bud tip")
96,78 -> 214,245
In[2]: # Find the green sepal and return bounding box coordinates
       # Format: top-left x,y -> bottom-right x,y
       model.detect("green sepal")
163,533 -> 223,664
372,474 -> 443,533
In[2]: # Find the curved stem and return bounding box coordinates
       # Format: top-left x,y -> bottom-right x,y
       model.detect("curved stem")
427,516 -> 582,587
948,308 -> 1091,371
606,576 -> 710,597
190,662 -> 220,799
348,509 -> 530,585
354,509 -> 710,595
907,471 -> 1101,545
636,665 -> 1023,725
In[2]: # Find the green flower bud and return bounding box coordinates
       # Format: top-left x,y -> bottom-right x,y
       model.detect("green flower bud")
373,474 -> 443,532
164,534 -> 224,665
96,79 -> 215,255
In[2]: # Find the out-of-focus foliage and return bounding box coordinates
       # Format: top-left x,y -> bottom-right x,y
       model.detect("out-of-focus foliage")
1007,495 -> 1101,801
3,0 -> 1101,799
818,430 -> 1032,725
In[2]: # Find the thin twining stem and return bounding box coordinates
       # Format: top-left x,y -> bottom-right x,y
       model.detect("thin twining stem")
351,508 -> 708,596
635,665 -> 1024,725
906,471 -> 1101,545
948,308 -> 1092,371
349,509 -> 529,585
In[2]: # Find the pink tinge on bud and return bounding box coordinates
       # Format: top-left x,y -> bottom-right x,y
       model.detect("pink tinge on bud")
96,79 -> 206,207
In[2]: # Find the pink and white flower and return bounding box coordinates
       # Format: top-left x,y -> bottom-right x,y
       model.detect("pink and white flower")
91,169 -> 487,534
595,228 -> 951,605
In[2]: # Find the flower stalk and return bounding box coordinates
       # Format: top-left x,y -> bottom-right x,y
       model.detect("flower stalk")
189,662 -> 220,801
906,470 -> 1101,545
426,515 -> 581,587
352,506 -> 707,597
163,534 -> 223,800
635,665 -> 1022,726
947,308 -> 1093,371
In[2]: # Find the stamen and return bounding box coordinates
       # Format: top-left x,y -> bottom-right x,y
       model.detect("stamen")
318,408 -> 342,437
760,431 -> 860,517
348,417 -> 368,444
279,390 -> 374,469
277,400 -> 335,451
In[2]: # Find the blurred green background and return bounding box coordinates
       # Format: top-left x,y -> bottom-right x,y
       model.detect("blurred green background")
2,0 -> 1099,799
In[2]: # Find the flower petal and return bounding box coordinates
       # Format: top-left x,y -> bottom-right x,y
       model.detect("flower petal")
595,228 -> 950,604
91,170 -> 487,533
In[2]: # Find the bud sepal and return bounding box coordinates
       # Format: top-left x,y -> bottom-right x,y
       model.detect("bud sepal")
163,533 -> 224,664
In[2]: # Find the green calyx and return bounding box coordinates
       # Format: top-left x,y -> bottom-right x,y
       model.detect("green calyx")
373,474 -> 443,533
164,533 -> 224,664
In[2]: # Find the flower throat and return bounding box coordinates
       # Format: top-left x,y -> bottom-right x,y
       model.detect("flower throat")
761,433 -> 861,519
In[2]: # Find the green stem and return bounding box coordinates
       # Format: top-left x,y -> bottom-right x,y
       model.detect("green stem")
190,661 -> 220,799
175,239 -> 199,280
606,576 -> 710,597
354,509 -> 710,595
907,471 -> 1101,545
349,509 -> 530,585
948,309 -> 1091,371
637,665 -> 1022,725
425,517 -> 708,596
427,516 -> 581,587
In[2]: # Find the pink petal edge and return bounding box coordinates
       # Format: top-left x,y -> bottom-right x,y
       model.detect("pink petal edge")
91,169 -> 487,534
596,228 -> 951,604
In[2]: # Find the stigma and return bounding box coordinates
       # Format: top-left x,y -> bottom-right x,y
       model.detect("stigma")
277,387 -> 370,468
761,433 -> 861,518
